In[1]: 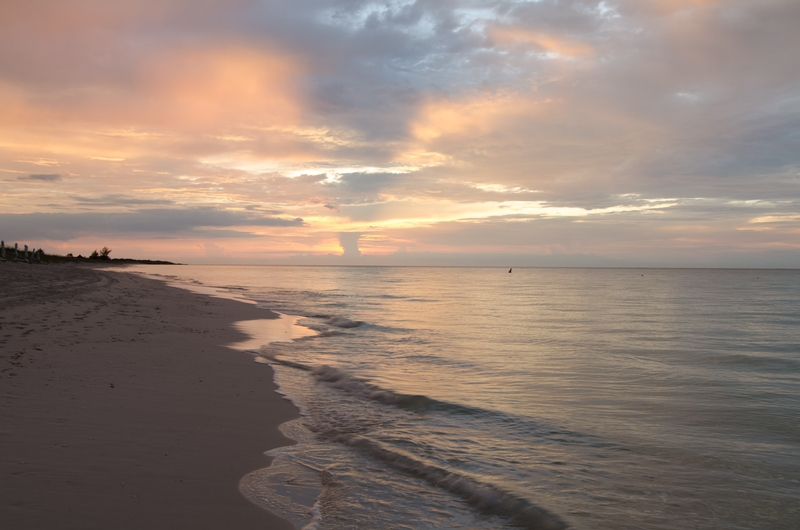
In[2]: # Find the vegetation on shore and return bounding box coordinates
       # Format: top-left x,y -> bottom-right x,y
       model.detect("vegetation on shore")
0,242 -> 177,265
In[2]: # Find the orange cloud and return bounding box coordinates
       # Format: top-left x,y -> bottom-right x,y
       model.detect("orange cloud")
411,91 -> 554,142
488,25 -> 593,57
0,42 -> 309,172
139,46 -> 304,128
652,0 -> 721,13
0,41 -> 304,130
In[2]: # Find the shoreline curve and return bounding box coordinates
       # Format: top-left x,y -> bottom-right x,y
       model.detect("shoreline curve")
0,263 -> 300,529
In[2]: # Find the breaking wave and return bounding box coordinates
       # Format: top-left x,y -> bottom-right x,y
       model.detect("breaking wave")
322,432 -> 568,530
325,316 -> 363,328
258,351 -> 611,443
257,352 -> 568,529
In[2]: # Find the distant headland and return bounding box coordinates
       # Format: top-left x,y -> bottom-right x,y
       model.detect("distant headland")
0,240 -> 178,265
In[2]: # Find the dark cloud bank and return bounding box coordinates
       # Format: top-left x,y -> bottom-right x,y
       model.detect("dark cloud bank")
0,208 -> 304,241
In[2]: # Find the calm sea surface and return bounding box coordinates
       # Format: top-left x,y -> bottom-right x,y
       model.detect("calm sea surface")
126,266 -> 800,529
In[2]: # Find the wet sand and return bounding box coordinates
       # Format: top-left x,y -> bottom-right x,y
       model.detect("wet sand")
0,264 -> 298,529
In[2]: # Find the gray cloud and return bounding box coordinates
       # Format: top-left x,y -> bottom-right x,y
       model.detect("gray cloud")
0,208 -> 304,241
334,172 -> 403,194
21,174 -> 61,181
338,232 -> 361,256
70,194 -> 174,206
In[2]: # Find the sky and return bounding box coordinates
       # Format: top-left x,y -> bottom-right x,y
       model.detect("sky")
1,0 -> 799,266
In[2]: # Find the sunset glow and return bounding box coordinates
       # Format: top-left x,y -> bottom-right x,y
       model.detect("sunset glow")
2,0 -> 798,266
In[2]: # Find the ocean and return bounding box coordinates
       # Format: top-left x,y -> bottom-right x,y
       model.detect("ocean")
125,265 -> 800,529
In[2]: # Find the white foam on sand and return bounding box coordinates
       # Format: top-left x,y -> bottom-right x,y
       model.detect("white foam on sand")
227,315 -> 318,352
239,419 -> 325,530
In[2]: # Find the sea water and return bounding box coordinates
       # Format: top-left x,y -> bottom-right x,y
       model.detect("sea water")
126,266 -> 800,529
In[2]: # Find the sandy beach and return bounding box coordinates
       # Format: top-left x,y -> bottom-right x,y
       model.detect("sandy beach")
0,264 -> 298,529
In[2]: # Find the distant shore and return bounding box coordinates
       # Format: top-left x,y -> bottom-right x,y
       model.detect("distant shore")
0,241 -> 179,264
0,264 -> 297,529
32,255 -> 178,265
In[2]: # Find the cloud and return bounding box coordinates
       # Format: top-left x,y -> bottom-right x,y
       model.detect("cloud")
21,174 -> 61,181
70,194 -> 174,206
338,232 -> 361,257
487,25 -> 594,57
0,207 -> 304,241
1,0 -> 799,265
334,172 -> 403,194
202,241 -> 225,257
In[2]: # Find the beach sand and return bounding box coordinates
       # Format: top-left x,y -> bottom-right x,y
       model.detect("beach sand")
0,264 -> 298,529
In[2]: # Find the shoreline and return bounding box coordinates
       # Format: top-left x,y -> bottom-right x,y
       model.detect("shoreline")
0,263 -> 300,529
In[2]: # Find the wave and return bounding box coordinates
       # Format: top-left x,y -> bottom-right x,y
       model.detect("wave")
697,352 -> 800,372
326,316 -> 363,329
287,314 -> 365,330
214,285 -> 250,291
259,355 -> 440,411
300,502 -> 322,530
258,353 -> 570,528
299,316 -> 417,337
320,431 -> 568,530
258,353 -> 610,449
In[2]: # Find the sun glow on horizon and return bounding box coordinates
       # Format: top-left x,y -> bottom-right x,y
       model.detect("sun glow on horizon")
1,0 -> 798,266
